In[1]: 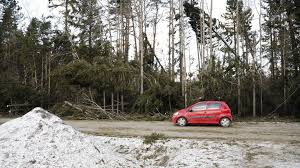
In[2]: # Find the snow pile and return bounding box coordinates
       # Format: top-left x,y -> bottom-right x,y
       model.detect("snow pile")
0,107 -> 136,168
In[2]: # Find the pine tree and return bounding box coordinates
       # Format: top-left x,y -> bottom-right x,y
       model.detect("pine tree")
49,0 -> 79,60
48,0 -> 79,33
75,0 -> 103,62
0,0 -> 22,81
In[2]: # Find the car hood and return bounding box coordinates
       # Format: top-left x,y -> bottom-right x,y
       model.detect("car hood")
177,109 -> 187,113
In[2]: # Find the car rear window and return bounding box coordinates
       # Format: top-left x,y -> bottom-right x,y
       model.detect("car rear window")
207,103 -> 221,110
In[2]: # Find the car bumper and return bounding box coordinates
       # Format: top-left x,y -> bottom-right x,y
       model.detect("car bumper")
229,115 -> 233,121
171,115 -> 178,124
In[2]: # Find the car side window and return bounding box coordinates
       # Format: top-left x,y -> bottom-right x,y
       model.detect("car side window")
207,103 -> 221,110
191,103 -> 206,111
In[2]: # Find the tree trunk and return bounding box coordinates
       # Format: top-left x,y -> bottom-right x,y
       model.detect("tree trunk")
143,0 -> 147,35
33,53 -> 38,88
209,0 -> 213,71
121,94 -> 124,112
197,41 -> 201,71
121,2 -> 124,59
41,53 -> 44,89
282,28 -> 287,115
117,3 -> 122,57
179,0 -> 187,107
103,90 -> 106,111
88,23 -> 92,57
111,92 -> 114,113
171,0 -> 175,81
252,39 -> 256,118
259,0 -> 263,117
140,2 -> 144,94
131,8 -> 138,61
202,0 -> 206,69
287,6 -> 299,76
44,54 -> 47,88
168,95 -> 172,112
117,92 -> 119,114
152,1 -> 158,53
48,53 -> 51,95
65,0 -> 69,33
168,4 -> 172,77
236,0 -> 241,117
270,28 -> 275,79
179,0 -> 183,87
198,0 -> 203,69
124,3 -> 130,62
108,15 -> 113,48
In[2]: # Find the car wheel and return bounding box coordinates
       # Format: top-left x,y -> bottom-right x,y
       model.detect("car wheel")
220,117 -> 231,127
177,117 -> 187,126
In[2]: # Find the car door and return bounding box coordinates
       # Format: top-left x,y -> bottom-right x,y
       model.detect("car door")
205,102 -> 222,123
186,103 -> 207,124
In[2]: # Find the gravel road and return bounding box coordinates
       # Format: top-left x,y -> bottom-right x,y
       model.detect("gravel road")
1,118 -> 299,142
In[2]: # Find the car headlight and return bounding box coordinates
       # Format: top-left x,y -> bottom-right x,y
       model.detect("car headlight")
173,112 -> 179,116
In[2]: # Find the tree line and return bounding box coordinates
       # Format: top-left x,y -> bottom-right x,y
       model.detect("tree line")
0,0 -> 299,119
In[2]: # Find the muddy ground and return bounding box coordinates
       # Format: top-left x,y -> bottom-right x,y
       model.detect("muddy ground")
1,118 -> 299,142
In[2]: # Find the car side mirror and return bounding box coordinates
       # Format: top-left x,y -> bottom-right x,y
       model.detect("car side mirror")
188,109 -> 193,112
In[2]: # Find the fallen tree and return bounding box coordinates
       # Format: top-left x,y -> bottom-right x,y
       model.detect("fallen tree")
63,92 -> 127,120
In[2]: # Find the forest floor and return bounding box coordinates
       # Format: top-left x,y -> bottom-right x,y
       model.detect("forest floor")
1,118 -> 299,142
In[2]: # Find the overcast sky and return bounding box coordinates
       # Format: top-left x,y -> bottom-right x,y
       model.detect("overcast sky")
19,0 -> 259,23
20,0 -> 49,21
20,0 -> 229,22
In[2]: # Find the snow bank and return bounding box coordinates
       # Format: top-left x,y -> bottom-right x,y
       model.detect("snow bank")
0,107 -> 137,168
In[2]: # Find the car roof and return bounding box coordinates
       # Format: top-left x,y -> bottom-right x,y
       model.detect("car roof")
199,101 -> 226,103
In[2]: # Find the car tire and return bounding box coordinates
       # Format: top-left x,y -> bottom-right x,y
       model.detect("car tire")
219,117 -> 231,127
177,117 -> 187,126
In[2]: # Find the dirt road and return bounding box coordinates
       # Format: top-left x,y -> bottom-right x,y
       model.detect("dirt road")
2,118 -> 299,142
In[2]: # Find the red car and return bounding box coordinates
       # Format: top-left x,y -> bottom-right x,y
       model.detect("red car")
172,101 -> 233,127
